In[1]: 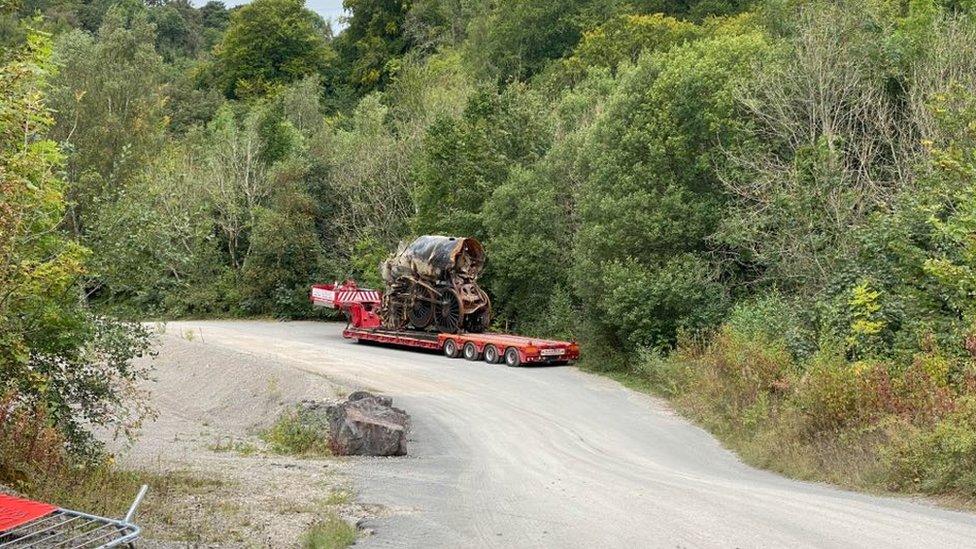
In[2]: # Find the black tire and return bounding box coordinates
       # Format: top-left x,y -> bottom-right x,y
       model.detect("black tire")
504,347 -> 521,368
463,342 -> 480,361
443,339 -> 460,358
483,344 -> 500,364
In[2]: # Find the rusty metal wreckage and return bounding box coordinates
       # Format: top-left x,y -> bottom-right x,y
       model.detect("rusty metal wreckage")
380,235 -> 491,334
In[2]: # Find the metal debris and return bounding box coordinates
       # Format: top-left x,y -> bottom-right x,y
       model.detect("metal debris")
380,236 -> 491,333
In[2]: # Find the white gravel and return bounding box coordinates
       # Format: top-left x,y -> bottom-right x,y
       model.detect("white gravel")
162,320 -> 976,549
120,329 -> 371,547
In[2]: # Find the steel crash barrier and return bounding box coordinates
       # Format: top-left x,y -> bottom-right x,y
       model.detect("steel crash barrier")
0,485 -> 147,548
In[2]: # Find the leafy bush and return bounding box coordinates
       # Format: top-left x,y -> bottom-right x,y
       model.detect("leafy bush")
792,356 -> 891,434
1,30 -> 155,457
301,514 -> 357,549
212,0 -> 333,99
574,28 -> 768,352
0,394 -> 67,489
262,407 -> 332,456
886,396 -> 976,497
724,295 -> 815,360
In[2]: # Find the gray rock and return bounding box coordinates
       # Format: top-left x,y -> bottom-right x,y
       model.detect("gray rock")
299,392 -> 409,456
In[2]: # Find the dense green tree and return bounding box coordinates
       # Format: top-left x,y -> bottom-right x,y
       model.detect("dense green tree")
241,187 -> 325,316
464,0 -> 621,82
308,94 -> 414,267
631,0 -> 751,20
481,68 -> 614,334
334,0 -> 413,94
0,29 -> 152,455
149,0 -> 204,59
574,29 -> 768,350
412,86 -> 551,239
404,0 -> 470,50
213,0 -> 333,98
49,7 -> 168,238
563,13 -> 703,75
87,142 -> 217,315
199,0 -> 229,35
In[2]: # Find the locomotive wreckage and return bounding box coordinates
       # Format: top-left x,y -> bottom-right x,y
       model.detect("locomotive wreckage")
380,235 -> 491,333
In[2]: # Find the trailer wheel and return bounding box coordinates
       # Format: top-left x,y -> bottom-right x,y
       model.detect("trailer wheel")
504,347 -> 521,368
443,339 -> 460,358
463,342 -> 480,361
483,345 -> 500,364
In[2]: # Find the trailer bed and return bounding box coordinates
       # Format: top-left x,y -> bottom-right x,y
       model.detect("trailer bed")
343,327 -> 442,350
343,326 -> 580,367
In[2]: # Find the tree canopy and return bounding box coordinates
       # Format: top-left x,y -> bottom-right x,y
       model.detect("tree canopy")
213,0 -> 333,98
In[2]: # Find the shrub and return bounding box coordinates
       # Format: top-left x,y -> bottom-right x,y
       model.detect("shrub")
886,396 -> 976,497
0,394 -> 67,490
725,295 -> 815,360
301,513 -> 356,549
792,356 -> 889,434
634,348 -> 695,398
263,407 -> 332,456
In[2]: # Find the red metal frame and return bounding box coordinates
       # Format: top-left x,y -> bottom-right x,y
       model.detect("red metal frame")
343,327 -> 442,350
316,280 -> 580,365
311,281 -> 382,329
342,327 -> 580,365
435,332 -> 580,364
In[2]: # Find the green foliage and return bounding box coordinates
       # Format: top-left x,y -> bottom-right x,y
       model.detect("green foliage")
49,7 -> 168,237
213,0 -> 333,98
464,0 -> 621,82
574,29 -> 767,350
242,188 -> 324,317
724,294 -> 814,359
483,165 -> 571,328
149,0 -> 205,59
598,255 -> 728,350
412,85 -> 551,239
335,0 -> 413,94
632,0 -> 751,20
565,13 -> 704,74
263,406 -> 333,456
887,396 -> 976,497
718,4 -> 903,295
0,28 -> 154,456
301,514 -> 357,549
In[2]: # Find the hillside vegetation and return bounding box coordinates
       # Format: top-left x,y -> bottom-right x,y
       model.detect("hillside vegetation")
4,0 -> 976,503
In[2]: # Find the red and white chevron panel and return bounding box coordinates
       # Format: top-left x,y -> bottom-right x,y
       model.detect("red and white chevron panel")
312,287 -> 381,308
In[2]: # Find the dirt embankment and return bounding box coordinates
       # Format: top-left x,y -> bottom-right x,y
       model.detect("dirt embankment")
121,327 -> 376,547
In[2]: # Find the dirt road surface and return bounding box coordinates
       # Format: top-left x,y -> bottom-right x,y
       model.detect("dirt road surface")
165,320 -> 976,548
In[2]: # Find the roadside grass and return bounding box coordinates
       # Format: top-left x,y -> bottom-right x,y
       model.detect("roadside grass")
6,458 -> 246,544
301,512 -> 357,549
262,406 -> 333,457
0,397 -> 252,542
581,329 -> 976,510
207,435 -> 259,456
321,488 -> 353,505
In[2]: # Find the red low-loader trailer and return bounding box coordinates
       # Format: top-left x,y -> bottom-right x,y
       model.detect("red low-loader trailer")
311,281 -> 580,367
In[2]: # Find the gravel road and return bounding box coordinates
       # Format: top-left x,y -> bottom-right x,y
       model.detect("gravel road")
166,320 -> 976,548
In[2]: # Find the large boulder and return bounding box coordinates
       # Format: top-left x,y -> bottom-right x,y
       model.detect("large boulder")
298,392 -> 410,456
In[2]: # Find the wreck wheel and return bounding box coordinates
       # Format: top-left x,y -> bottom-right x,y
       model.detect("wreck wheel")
435,289 -> 462,333
384,300 -> 408,330
408,286 -> 436,329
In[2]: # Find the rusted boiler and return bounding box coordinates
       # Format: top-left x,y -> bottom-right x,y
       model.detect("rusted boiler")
380,235 -> 491,333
